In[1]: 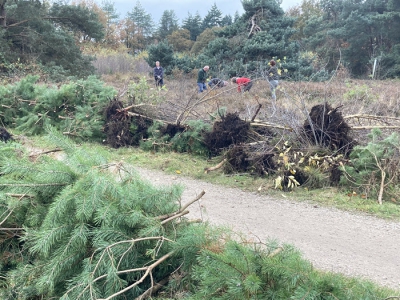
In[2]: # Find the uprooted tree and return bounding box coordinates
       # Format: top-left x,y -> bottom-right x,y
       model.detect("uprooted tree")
0,129 -> 394,300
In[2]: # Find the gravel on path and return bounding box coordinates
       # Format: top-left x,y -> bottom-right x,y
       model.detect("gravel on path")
135,167 -> 400,290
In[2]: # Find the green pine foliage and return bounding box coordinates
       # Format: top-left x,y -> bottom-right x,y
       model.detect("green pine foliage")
187,239 -> 393,299
0,76 -> 116,141
140,120 -> 211,156
0,130 -> 211,299
145,41 -> 175,75
341,129 -> 400,202
170,120 -> 211,155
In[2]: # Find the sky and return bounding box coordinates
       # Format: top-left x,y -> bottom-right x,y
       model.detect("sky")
109,0 -> 302,24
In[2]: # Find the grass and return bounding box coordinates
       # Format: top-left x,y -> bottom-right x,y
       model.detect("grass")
53,139 -> 400,221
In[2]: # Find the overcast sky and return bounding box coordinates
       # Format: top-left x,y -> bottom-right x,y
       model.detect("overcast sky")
109,0 -> 302,24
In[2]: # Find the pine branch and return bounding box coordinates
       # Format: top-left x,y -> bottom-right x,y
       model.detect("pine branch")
156,190 -> 205,221
0,183 -> 68,187
98,251 -> 174,300
160,210 -> 189,225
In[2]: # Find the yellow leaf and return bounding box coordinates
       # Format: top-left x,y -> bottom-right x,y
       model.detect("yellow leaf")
283,155 -> 289,165
175,170 -> 181,174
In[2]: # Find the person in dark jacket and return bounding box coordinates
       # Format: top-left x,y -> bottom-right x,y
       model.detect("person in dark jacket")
153,61 -> 164,87
267,60 -> 279,100
197,66 -> 209,93
208,78 -> 228,89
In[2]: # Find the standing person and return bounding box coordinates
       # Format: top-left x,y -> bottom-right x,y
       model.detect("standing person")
197,66 -> 209,93
208,78 -> 228,89
231,77 -> 253,92
267,60 -> 279,100
153,61 -> 164,87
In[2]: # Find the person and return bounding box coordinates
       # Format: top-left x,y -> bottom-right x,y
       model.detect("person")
208,78 -> 228,89
267,60 -> 279,100
197,66 -> 209,93
231,77 -> 253,92
153,61 -> 164,87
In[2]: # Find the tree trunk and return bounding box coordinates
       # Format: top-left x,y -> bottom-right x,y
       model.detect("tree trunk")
0,2 -> 6,27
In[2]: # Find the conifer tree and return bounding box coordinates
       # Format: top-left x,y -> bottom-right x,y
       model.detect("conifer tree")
127,1 -> 154,37
202,3 -> 223,30
0,129 -> 209,299
0,0 -> 104,77
182,12 -> 203,41
157,9 -> 179,40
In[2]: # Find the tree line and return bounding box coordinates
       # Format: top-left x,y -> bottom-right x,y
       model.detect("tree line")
0,0 -> 399,80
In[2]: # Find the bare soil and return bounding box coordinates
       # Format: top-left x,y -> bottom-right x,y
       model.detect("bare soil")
135,166 -> 400,291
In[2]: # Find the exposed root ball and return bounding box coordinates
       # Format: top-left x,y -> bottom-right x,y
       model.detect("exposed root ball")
204,112 -> 250,156
249,152 -> 276,176
224,146 -> 249,174
303,103 -> 356,155
104,99 -> 133,148
329,165 -> 342,186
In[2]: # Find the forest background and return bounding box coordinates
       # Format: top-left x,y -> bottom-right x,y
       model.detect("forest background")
1,0 -> 400,80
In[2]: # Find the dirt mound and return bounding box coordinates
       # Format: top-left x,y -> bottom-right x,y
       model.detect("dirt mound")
204,112 -> 250,156
303,103 -> 355,155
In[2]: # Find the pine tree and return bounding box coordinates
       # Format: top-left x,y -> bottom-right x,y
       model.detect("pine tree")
202,3 -> 223,30
182,12 -> 203,41
1,1 -> 104,77
101,0 -> 120,44
127,1 -> 155,37
157,9 -> 179,40
0,130 -> 210,299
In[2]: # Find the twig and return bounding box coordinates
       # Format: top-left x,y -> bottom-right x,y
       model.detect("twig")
204,159 -> 227,174
29,148 -> 62,157
267,247 -> 284,258
250,122 -> 292,131
135,276 -> 170,300
127,111 -> 174,125
351,126 -> 400,130
156,190 -> 205,220
344,114 -> 400,121
98,251 -> 174,300
251,103 -> 262,122
5,193 -> 34,198
160,210 -> 189,225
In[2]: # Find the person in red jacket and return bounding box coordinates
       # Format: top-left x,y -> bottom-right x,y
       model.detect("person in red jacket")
231,77 -> 253,92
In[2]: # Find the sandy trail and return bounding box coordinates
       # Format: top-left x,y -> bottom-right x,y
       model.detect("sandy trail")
135,166 -> 400,290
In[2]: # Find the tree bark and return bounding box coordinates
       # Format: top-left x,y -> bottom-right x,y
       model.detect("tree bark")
0,2 -> 6,28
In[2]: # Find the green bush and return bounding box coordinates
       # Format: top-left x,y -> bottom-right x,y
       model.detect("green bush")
341,129 -> 400,202
170,120 -> 211,156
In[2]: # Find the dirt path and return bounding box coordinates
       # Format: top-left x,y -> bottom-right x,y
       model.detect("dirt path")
135,167 -> 400,291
